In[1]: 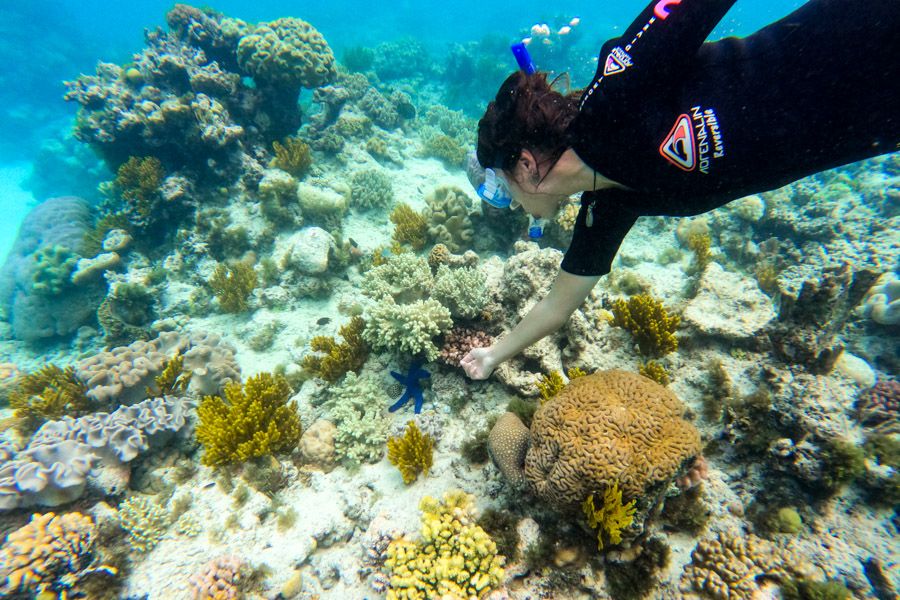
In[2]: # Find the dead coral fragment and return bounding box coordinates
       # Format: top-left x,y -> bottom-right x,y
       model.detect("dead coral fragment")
302,316 -> 369,383
612,293 -> 679,357
209,261 -> 258,313
271,136 -> 312,177
196,372 -> 302,466
9,364 -> 90,434
387,420 -> 434,484
390,203 -> 428,250
115,156 -> 164,220
582,482 -> 637,550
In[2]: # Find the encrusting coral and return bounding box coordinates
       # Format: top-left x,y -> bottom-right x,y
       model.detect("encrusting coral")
387,420 -> 435,484
0,511 -> 116,597
383,490 -> 505,600
302,316 -> 370,383
196,372 -> 301,466
209,261 -> 258,313
611,293 -> 680,357
8,364 -> 90,434
582,481 -> 637,550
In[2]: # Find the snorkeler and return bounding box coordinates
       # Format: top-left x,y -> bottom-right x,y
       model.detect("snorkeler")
460,0 -> 899,380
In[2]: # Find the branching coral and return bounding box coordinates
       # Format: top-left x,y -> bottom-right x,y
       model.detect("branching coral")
582,482 -> 637,550
350,168 -> 394,210
209,261 -> 258,313
271,136 -> 312,177
390,203 -> 428,250
302,316 -> 369,383
387,420 -> 435,484
196,372 -> 301,466
8,364 -> 90,434
149,352 -> 193,396
421,133 -> 467,168
384,490 -> 505,600
362,253 -> 433,304
536,371 -> 565,403
0,512 -> 115,597
321,372 -> 391,467
431,265 -> 487,319
611,293 -> 680,358
686,232 -> 712,275
117,495 -> 170,553
362,298 -> 452,361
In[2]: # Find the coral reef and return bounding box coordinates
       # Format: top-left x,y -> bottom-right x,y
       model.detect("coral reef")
487,412 -> 531,488
387,420 -> 435,484
582,482 -> 637,550
319,372 -> 390,467
270,136 -> 312,177
422,185 -> 474,252
611,294 -> 680,357
31,245 -> 79,296
114,156 -> 164,224
363,298 -> 453,361
237,17 -> 336,89
350,168 -> 394,210
858,271 -> 900,325
362,253 -> 432,304
383,490 -> 505,599
536,371 -> 566,402
431,265 -> 487,319
439,326 -> 493,367
639,361 -> 670,386
209,261 -> 258,313
117,495 -> 170,552
302,316 -> 369,383
0,512 -> 115,597
196,372 -> 301,466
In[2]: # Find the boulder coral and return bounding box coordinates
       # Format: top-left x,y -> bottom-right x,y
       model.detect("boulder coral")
237,17 -> 337,90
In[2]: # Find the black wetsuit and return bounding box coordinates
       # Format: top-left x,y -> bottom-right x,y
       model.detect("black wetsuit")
561,0 -> 900,277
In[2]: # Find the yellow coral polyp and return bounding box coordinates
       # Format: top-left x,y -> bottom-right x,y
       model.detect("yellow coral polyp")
582,482 -> 637,550
387,421 -> 435,484
196,372 -> 301,466
611,293 -> 680,357
302,316 -> 369,382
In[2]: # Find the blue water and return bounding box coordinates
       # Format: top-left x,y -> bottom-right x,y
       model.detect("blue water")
0,0 -> 805,260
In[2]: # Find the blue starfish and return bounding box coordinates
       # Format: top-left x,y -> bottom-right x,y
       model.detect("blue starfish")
389,360 -> 431,414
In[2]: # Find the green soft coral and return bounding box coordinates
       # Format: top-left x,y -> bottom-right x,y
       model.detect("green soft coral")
384,490 -> 505,600
362,297 -> 452,361
431,265 -> 486,319
321,372 -> 391,467
196,372 -> 301,466
32,245 -> 79,296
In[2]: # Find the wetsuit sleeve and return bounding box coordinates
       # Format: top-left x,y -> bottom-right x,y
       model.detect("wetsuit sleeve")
560,190 -> 640,277
601,0 -> 738,86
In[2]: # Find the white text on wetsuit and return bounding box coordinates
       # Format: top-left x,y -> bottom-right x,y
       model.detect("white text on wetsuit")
690,106 -> 725,174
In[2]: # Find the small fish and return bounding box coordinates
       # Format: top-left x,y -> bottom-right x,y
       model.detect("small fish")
317,317 -> 331,326
558,26 -> 571,35
570,17 -> 581,27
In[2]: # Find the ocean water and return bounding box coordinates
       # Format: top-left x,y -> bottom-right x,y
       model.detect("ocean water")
0,1 -> 896,599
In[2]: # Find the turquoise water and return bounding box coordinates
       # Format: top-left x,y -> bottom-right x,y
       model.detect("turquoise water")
0,1 -> 896,599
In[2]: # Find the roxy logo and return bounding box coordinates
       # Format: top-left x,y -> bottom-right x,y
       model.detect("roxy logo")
603,47 -> 633,76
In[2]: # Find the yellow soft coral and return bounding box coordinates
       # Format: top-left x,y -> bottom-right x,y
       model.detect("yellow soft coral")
611,293 -> 680,357
147,352 -> 192,396
390,203 -> 428,250
536,371 -> 565,403
302,316 -> 369,383
387,421 -> 434,484
196,372 -> 301,466
208,261 -> 258,313
115,156 -> 164,219
271,136 -> 312,177
384,491 -> 505,600
639,360 -> 670,386
582,482 -> 637,550
9,365 -> 89,434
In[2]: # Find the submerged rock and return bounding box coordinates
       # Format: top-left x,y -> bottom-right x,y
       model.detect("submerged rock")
683,263 -> 776,339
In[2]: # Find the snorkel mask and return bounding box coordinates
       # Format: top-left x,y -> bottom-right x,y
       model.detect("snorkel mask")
477,167 -> 514,209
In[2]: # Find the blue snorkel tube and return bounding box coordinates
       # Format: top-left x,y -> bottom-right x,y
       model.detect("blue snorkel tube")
511,42 -> 549,240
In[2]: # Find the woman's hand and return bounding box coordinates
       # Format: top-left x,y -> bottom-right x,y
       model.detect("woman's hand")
460,346 -> 497,380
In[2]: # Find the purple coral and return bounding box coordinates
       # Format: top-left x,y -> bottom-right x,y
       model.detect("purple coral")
854,380 -> 899,434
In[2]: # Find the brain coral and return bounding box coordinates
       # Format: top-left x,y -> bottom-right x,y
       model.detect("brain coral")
237,17 -> 336,89
524,370 -> 701,506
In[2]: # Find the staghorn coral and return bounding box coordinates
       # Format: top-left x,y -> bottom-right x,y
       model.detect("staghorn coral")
680,530 -> 808,600
209,261 -> 258,313
236,17 -> 336,89
384,490 -> 505,600
271,136 -> 312,177
390,203 -> 428,251
493,370 -> 700,510
196,372 -> 301,466
117,495 -> 170,552
422,185 -> 474,253
611,293 -> 680,358
302,316 -> 369,383
431,264 -> 487,319
582,482 -> 637,550
439,326 -> 493,367
0,512 -> 115,597
350,168 -> 394,210
854,380 -> 899,434
363,297 -> 453,361
387,420 -> 435,484
8,364 -> 90,434
190,555 -> 247,600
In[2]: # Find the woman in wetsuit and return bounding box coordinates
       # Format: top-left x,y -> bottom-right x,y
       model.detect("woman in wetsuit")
461,0 -> 899,380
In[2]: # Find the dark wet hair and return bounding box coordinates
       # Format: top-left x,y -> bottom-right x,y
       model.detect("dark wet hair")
476,71 -> 580,173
